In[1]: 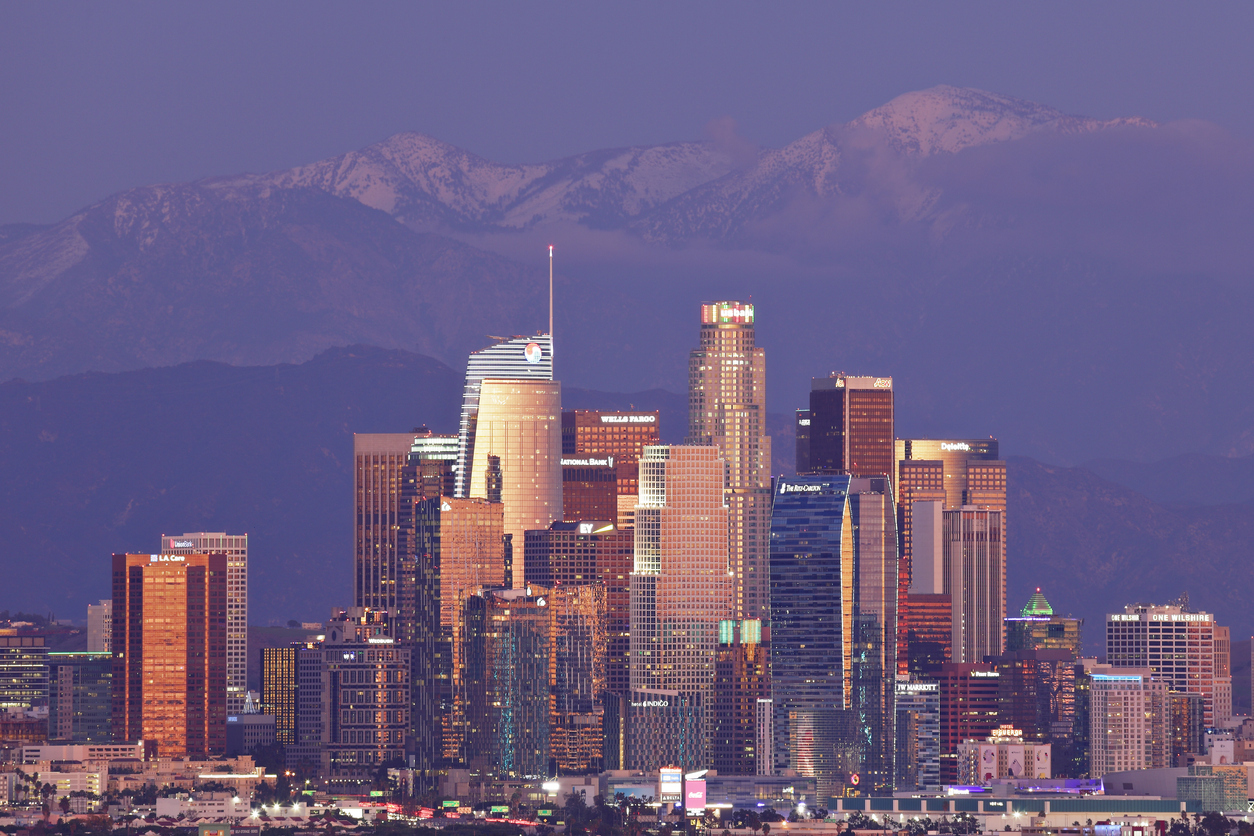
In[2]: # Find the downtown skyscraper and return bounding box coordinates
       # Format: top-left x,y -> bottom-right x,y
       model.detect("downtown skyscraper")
769,474 -> 898,797
629,445 -> 733,768
160,532 -> 248,715
686,302 -> 771,620
112,552 -> 227,757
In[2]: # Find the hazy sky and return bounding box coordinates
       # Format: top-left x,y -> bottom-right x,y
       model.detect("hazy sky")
1,1 -> 1252,225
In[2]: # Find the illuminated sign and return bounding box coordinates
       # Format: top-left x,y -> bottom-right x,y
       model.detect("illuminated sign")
684,780 -> 706,812
971,670 -> 1000,678
171,540 -> 196,548
940,442 -> 971,452
490,806 -> 510,814
599,415 -> 656,423
561,457 -> 614,467
873,378 -> 892,389
524,343 -> 543,364
850,773 -> 861,786
367,637 -> 394,644
442,801 -> 459,808
797,418 -> 810,426
149,554 -> 186,563
1151,613 -> 1210,622
1110,614 -> 1140,622
898,682 -> 939,693
631,699 -> 669,708
536,597 -> 547,607
779,483 -> 823,494
441,501 -> 451,511
659,768 -> 682,802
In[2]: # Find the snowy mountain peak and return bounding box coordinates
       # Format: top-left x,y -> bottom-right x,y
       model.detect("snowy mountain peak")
847,85 -> 1156,156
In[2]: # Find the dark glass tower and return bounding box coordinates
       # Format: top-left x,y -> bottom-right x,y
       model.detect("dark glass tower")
768,474 -> 898,799
805,375 -> 894,478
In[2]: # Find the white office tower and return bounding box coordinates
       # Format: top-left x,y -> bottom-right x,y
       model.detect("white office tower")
686,302 -> 771,620
455,335 -> 553,499
629,445 -> 733,767
1087,664 -> 1170,775
86,600 -> 112,653
467,378 -> 562,586
1106,604 -> 1221,726
161,532 -> 249,715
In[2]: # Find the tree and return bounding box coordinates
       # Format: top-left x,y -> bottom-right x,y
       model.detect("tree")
59,797 -> 70,816
762,824 -> 770,836
1199,813 -> 1232,836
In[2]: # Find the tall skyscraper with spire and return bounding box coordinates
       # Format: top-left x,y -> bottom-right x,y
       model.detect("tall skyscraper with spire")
686,302 -> 771,619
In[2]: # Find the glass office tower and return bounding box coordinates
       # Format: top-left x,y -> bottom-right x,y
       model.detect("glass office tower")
769,474 -> 898,799
455,335 -> 554,499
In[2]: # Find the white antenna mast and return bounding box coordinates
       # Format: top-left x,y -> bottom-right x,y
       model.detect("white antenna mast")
548,244 -> 554,365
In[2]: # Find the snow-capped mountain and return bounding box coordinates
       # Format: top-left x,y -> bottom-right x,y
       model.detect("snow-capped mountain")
229,133 -> 738,231
633,86 -> 1158,242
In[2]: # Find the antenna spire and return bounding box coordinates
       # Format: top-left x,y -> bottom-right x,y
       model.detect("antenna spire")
548,244 -> 554,365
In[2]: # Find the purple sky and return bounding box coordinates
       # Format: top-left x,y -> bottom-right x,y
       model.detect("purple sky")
1,2 -> 1252,226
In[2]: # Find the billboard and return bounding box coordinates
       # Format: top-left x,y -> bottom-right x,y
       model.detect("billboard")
1006,744 -> 1025,779
979,745 -> 998,782
1035,746 -> 1051,779
685,780 -> 706,813
659,768 -> 682,802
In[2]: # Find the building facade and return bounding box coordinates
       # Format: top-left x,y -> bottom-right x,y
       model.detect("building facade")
629,445 -> 732,768
261,646 -> 299,747
1106,605 -> 1218,725
1087,665 -> 1170,775
686,302 -> 771,620
561,409 -> 660,517
1005,589 -> 1082,654
956,726 -> 1051,783
895,678 -> 940,791
467,378 -> 563,585
461,588 -> 551,778
353,432 -> 418,612
710,619 -> 770,777
937,663 -> 1002,785
47,652 -> 112,743
768,474 -> 898,797
87,600 -> 112,654
111,553 -> 227,757
896,439 -> 1005,675
406,496 -> 506,771
523,520 -> 632,697
161,532 -> 248,715
805,374 -> 894,478
0,629 -> 48,710
561,458 -> 619,523
456,334 -> 554,499
944,507 -> 1005,663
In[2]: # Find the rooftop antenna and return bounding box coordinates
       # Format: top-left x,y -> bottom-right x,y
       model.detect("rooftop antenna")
548,244 -> 554,365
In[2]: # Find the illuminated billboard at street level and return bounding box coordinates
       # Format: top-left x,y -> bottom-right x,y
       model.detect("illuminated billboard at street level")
658,767 -> 682,802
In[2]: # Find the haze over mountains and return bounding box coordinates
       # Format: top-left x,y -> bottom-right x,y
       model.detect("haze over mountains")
3,86 -> 1253,465
2,85 -> 1254,641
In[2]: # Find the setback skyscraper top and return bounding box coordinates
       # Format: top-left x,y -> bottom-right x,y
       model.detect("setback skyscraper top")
686,302 -> 771,620
804,374 -> 894,478
455,334 -> 553,499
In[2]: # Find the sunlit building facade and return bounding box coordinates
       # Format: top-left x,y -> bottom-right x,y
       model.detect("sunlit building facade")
686,302 -> 771,621
111,552 -> 227,757
768,474 -> 898,798
895,678 -> 940,791
161,532 -> 248,715
456,334 -> 554,499
406,496 -> 506,769
468,378 -> 562,586
562,410 -> 660,524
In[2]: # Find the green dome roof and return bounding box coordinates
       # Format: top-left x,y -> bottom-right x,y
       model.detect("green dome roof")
1022,588 -> 1053,617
